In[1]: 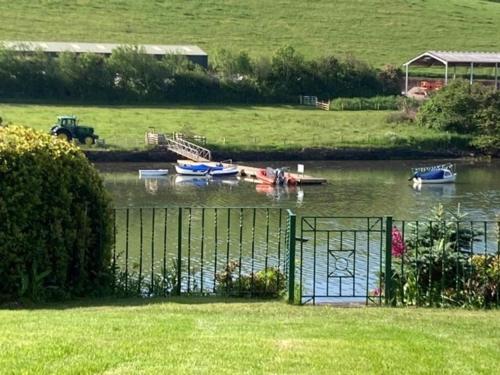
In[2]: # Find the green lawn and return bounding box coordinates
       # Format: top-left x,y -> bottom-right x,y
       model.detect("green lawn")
0,103 -> 468,151
0,298 -> 499,374
1,0 -> 500,66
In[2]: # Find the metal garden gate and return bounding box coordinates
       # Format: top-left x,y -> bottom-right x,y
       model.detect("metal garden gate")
295,215 -> 392,305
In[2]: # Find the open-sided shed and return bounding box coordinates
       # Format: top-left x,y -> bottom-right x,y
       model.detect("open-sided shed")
403,51 -> 500,94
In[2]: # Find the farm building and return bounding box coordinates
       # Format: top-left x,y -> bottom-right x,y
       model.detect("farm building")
403,51 -> 500,97
0,41 -> 208,68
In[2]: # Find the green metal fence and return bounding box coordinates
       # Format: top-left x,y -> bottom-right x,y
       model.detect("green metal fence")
291,215 -> 499,307
112,207 -> 288,297
112,208 -> 499,308
294,216 -> 386,305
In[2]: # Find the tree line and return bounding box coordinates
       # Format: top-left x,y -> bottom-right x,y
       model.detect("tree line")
0,45 -> 401,103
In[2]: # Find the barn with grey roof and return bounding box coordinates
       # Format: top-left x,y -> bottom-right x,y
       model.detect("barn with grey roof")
1,41 -> 208,68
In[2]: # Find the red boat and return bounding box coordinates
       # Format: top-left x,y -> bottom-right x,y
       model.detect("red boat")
256,168 -> 297,186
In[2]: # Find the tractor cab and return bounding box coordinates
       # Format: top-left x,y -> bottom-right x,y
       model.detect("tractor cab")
50,115 -> 98,145
58,116 -> 78,127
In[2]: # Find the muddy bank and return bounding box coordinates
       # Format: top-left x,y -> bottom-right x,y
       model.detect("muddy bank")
85,147 -> 476,163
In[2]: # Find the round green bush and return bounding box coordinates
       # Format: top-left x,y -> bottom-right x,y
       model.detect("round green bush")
0,126 -> 113,302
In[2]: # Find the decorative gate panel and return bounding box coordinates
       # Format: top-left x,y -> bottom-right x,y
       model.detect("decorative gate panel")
299,216 -> 386,304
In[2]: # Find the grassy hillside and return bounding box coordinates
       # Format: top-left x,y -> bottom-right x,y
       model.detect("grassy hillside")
0,0 -> 499,67
1,299 -> 499,374
0,103 -> 469,151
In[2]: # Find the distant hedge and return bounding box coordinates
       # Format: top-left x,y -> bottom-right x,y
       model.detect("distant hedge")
330,96 -> 400,111
0,45 -> 401,103
0,126 -> 113,302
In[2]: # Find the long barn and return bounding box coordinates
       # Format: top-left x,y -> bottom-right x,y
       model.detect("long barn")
1,41 -> 208,68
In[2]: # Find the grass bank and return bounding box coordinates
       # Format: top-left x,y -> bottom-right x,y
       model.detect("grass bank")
1,0 -> 500,66
0,103 -> 471,155
0,298 -> 499,374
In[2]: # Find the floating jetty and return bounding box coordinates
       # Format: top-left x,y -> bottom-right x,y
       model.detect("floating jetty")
145,130 -> 326,185
177,160 -> 327,185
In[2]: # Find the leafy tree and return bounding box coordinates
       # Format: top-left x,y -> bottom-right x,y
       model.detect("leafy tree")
416,80 -> 482,133
211,48 -> 253,78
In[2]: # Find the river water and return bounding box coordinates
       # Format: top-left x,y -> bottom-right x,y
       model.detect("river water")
99,159 -> 500,220
98,159 -> 499,301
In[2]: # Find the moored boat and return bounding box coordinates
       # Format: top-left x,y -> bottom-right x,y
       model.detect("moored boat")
176,162 -> 239,177
208,165 -> 239,177
410,163 -> 456,184
139,169 -> 169,178
256,167 -> 297,186
175,164 -> 212,176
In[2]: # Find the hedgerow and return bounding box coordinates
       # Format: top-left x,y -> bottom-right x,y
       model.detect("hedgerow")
0,45 -> 401,103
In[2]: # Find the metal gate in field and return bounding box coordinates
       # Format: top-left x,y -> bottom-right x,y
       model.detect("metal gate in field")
295,216 -> 390,305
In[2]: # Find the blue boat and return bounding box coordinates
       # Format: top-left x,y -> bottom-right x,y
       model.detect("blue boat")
175,162 -> 238,177
411,163 -> 456,184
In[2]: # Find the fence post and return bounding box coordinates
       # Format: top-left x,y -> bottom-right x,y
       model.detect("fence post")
176,207 -> 183,296
287,211 -> 297,304
385,216 -> 394,306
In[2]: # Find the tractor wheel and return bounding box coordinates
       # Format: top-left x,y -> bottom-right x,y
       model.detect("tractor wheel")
56,131 -> 71,142
83,136 -> 95,146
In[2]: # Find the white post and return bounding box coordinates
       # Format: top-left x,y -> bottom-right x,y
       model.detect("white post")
405,64 -> 409,95
453,65 -> 456,80
444,63 -> 448,85
470,62 -> 474,85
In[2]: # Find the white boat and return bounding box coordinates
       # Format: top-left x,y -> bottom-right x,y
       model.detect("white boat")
175,162 -> 239,177
410,163 -> 456,184
208,166 -> 239,177
139,169 -> 169,178
175,164 -> 210,176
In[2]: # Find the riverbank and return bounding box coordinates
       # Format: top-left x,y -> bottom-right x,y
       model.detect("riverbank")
86,147 -> 476,163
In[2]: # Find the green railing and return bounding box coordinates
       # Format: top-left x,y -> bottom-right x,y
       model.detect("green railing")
112,207 -> 288,297
291,215 -> 499,307
112,208 -> 499,308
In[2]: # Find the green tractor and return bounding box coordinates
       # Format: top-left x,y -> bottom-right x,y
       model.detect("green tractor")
50,115 -> 99,145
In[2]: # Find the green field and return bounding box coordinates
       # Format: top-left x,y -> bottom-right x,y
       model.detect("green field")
0,103 -> 468,151
1,0 -> 499,67
0,299 -> 499,374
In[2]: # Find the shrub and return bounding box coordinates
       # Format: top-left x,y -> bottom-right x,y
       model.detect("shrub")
391,204 -> 499,308
215,260 -> 286,298
0,126 -> 113,302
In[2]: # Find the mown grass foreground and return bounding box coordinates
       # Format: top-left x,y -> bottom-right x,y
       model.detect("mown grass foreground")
0,103 -> 469,152
0,299 -> 499,374
1,0 -> 500,66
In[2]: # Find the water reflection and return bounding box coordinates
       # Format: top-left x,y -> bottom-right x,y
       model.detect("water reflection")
141,176 -> 169,195
255,184 -> 304,205
174,175 -> 210,188
412,182 -> 456,197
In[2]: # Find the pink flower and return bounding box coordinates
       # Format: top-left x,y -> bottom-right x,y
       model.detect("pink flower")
392,226 -> 406,257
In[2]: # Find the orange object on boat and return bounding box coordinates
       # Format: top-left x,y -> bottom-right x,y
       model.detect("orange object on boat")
256,168 -> 276,185
256,167 -> 297,186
